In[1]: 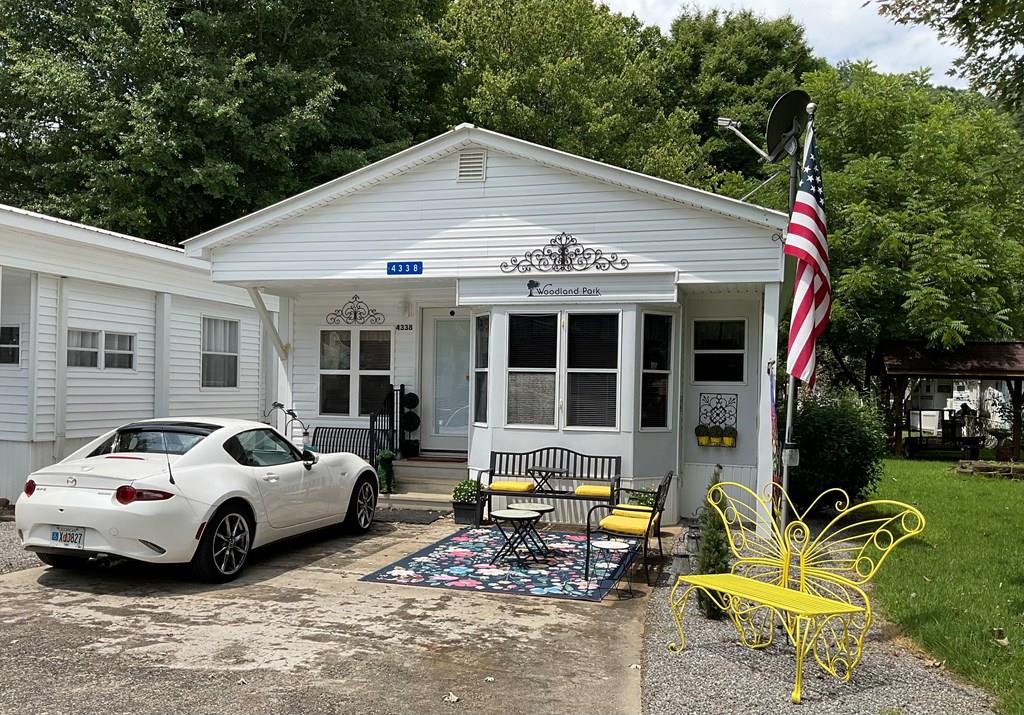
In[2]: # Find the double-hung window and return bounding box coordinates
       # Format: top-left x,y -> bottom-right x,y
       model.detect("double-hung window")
319,329 -> 393,417
68,329 -> 100,367
506,312 -> 620,429
692,319 -> 746,383
473,315 -> 489,424
202,317 -> 239,388
565,313 -> 619,428
507,314 -> 558,426
641,314 -> 673,428
0,326 -> 20,365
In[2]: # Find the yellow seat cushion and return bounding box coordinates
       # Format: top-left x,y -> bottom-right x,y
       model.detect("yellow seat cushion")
599,514 -> 652,536
490,480 -> 535,493
612,504 -> 653,519
575,484 -> 612,498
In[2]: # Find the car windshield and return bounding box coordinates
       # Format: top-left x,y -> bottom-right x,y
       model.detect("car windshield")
91,429 -> 206,456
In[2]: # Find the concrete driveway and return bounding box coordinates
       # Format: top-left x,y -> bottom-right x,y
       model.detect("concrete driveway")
0,519 -> 645,715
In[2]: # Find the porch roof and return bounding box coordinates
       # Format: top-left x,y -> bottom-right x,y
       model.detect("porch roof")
879,340 -> 1024,380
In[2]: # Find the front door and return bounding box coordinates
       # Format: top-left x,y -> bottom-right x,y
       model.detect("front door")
420,307 -> 471,453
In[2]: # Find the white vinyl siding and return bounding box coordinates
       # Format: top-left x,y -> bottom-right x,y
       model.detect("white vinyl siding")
168,297 -> 261,419
0,269 -> 32,439
210,150 -> 780,284
63,280 -> 156,439
33,275 -> 59,440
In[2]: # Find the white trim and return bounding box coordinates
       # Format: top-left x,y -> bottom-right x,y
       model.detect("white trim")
471,312 -> 490,427
26,272 -> 38,440
55,277 -> 67,457
182,124 -> 788,257
0,324 -> 22,368
504,311 -> 560,428
756,282 -> 781,531
691,317 -> 748,386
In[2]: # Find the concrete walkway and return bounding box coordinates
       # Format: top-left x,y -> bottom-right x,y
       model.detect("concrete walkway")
0,520 -> 646,715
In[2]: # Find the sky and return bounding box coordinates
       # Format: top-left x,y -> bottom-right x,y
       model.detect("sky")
603,0 -> 968,88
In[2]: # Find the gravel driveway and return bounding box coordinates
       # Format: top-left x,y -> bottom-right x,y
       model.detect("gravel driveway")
0,521 -> 38,575
642,572 -> 999,715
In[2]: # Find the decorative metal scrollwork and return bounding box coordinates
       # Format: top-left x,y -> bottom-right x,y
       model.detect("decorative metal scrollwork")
699,392 -> 738,428
500,232 -> 629,273
326,295 -> 385,325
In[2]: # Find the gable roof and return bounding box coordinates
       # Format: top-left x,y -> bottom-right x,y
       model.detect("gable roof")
182,123 -> 788,259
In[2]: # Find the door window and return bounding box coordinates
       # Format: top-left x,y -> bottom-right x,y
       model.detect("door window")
230,429 -> 300,467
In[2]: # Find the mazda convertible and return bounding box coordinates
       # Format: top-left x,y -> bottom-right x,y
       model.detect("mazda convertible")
15,418 -> 378,581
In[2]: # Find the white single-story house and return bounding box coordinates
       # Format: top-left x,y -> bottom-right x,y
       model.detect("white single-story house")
184,124 -> 789,522
0,204 -> 277,500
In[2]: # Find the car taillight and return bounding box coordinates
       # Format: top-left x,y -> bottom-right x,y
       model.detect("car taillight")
23,480 -> 36,497
115,485 -> 174,505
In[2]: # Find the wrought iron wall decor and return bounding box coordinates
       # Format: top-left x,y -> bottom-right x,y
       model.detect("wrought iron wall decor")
326,295 -> 386,325
500,232 -> 629,273
698,393 -> 738,429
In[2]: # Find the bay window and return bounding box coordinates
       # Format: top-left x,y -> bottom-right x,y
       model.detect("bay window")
319,328 -> 392,417
474,315 -> 489,424
507,314 -> 558,426
565,313 -> 619,427
641,313 -> 673,428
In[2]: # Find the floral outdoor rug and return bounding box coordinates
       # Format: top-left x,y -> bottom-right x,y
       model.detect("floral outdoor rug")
361,527 -> 640,602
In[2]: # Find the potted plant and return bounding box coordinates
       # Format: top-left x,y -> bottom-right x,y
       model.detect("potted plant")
695,424 -> 710,446
400,438 -> 420,459
451,478 -> 481,525
722,426 -> 737,448
708,425 -> 724,447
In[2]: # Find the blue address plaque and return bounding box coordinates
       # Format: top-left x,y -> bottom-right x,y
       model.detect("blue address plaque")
387,261 -> 423,275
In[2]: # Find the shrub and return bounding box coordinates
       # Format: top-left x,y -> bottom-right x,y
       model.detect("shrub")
628,487 -> 656,507
452,478 -> 478,504
786,387 -> 887,513
697,467 -> 732,619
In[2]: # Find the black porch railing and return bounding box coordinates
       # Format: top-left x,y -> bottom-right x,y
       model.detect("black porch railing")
369,384 -> 404,458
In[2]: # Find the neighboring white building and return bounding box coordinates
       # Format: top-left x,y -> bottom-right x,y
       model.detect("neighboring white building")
0,204 -> 277,500
184,124 -> 790,522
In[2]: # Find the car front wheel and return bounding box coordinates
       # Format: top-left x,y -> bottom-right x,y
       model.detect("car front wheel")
192,507 -> 252,583
344,476 -> 377,534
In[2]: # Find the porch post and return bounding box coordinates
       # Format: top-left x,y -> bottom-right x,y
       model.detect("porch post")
757,282 -> 781,528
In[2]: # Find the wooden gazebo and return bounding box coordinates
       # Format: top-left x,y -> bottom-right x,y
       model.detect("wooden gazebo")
879,341 -> 1024,458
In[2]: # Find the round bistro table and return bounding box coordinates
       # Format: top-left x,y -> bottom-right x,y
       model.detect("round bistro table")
508,502 -> 556,556
489,508 -> 543,564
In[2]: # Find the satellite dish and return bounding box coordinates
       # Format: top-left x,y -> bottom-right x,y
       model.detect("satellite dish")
765,90 -> 810,163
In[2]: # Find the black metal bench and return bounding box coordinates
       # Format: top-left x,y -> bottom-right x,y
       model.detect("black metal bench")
311,426 -> 375,461
476,447 -> 622,521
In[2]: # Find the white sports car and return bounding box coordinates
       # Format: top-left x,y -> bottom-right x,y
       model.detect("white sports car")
15,418 -> 378,582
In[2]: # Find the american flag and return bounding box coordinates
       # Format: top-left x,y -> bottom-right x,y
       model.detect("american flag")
783,125 -> 830,386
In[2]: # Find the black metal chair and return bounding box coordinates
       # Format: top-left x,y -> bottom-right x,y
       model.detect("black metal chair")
585,471 -> 674,586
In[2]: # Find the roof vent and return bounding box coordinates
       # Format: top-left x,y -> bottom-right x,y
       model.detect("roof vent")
457,149 -> 487,182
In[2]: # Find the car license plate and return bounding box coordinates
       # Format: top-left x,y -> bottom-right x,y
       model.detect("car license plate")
50,526 -> 85,550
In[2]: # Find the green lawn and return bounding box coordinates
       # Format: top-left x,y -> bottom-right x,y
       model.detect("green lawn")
872,459 -> 1024,714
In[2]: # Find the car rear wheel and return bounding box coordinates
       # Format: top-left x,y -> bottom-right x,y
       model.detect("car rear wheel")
37,552 -> 90,570
192,506 -> 253,583
344,476 -> 377,534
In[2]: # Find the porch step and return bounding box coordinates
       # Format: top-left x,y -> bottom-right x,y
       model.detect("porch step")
392,459 -> 468,496
379,489 -> 454,512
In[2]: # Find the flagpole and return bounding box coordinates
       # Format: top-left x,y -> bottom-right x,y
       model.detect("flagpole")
779,101 -> 817,527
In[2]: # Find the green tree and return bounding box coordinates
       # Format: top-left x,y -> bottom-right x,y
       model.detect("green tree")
440,0 -> 718,187
0,0 -> 448,243
800,62 -> 1024,389
875,0 -> 1024,109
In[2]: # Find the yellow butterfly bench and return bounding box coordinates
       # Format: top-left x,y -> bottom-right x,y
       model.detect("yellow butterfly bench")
668,481 -> 926,704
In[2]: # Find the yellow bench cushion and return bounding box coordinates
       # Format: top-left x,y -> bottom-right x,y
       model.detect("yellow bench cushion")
599,514 -> 652,536
575,484 -> 612,498
490,480 -> 535,493
612,504 -> 653,519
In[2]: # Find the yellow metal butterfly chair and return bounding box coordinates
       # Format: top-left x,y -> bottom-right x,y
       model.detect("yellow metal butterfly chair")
585,471 -> 674,586
668,481 -> 925,704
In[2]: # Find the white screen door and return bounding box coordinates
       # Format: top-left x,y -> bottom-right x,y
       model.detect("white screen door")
420,308 -> 470,452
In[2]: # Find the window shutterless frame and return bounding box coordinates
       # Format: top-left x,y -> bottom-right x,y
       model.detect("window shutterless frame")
0,325 -> 21,367
316,326 -> 394,418
562,309 -> 621,432
200,315 -> 240,389
472,313 -> 490,426
639,311 -> 674,431
691,318 -> 747,385
504,311 -> 559,430
67,328 -> 137,371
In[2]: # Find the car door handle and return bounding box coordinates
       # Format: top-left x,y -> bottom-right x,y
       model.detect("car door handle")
262,473 -> 279,483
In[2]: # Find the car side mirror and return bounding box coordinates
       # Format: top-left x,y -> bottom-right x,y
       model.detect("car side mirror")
302,448 -> 319,470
